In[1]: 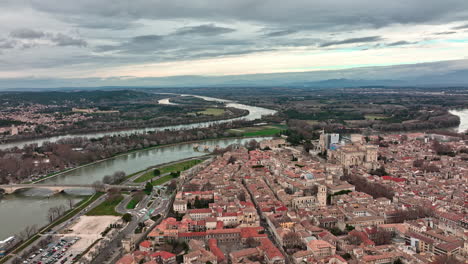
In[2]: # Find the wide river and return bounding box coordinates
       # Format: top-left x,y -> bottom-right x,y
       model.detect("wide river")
449,109 -> 468,133
0,94 -> 276,150
0,94 -> 276,241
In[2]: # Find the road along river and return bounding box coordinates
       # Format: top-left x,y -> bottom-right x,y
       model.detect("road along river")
0,94 -> 276,241
0,136 -> 271,241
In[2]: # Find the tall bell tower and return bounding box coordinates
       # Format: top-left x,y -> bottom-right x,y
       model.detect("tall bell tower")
317,184 -> 327,207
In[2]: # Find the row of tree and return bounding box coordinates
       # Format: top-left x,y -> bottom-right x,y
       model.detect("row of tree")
0,119 -> 259,184
342,173 -> 394,200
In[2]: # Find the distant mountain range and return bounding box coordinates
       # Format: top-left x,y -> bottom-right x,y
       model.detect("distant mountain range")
1,59 -> 468,90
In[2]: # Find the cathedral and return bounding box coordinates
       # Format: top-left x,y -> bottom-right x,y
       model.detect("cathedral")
291,184 -> 327,210
327,142 -> 378,169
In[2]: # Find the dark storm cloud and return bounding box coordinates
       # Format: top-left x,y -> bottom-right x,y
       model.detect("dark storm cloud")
178,48 -> 276,60
320,36 -> 382,47
8,28 -> 87,48
173,24 -> 235,36
132,34 -> 163,42
387,41 -> 414,46
94,26 -> 251,56
0,39 -> 17,49
95,44 -> 120,52
264,29 -> 297,37
10,28 -> 45,39
434,31 -> 457,35
273,37 -> 320,47
2,0 -> 468,83
22,0 -> 468,31
95,34 -> 163,53
51,33 -> 87,47
453,23 -> 468,29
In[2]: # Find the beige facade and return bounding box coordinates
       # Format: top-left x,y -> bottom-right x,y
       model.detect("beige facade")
291,185 -> 327,209
328,144 -> 378,168
173,200 -> 187,213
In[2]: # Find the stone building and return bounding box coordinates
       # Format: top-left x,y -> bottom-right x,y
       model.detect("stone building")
292,184 -> 327,209
327,143 -> 378,169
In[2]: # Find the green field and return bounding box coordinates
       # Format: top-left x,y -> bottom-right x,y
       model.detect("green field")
86,195 -> 124,216
134,159 -> 202,183
305,120 -> 319,125
364,114 -> 388,120
197,108 -> 225,116
151,174 -> 176,185
229,125 -> 286,137
126,197 -> 140,209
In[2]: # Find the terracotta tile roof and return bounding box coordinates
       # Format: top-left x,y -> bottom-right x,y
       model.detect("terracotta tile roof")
230,247 -> 260,258
208,239 -> 225,262
240,227 -> 266,239
151,251 -> 175,260
259,238 -> 284,260
116,254 -> 135,264
178,231 -> 207,238
188,208 -> 212,214
207,228 -> 241,235
139,240 -> 151,248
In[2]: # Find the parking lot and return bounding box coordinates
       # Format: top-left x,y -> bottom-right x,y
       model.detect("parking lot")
23,236 -> 81,264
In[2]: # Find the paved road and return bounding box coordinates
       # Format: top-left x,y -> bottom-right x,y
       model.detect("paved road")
5,157 -> 195,263
4,194 -> 107,264
90,192 -> 171,264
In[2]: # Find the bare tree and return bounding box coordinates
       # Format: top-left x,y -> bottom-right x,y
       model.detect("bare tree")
245,140 -> 259,151
390,206 -> 434,223
57,204 -> 66,215
303,185 -> 318,196
183,183 -> 199,192
67,198 -> 74,210
112,171 -> 126,183
18,225 -> 37,240
432,255 -> 464,264
283,232 -> 305,249
47,207 -> 56,223
47,205 -> 67,223
346,234 -> 363,245
372,228 -> 393,245
92,180 -> 105,192
38,236 -> 52,248
102,175 -> 113,184
227,156 -> 237,164
26,225 -> 37,238
201,182 -> 214,191
238,192 -> 246,202
245,237 -> 260,248
167,180 -> 177,192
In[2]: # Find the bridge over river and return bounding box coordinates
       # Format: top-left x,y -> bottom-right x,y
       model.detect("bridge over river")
0,183 -> 143,194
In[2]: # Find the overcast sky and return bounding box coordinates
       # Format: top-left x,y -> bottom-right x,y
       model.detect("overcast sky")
1,0 -> 468,88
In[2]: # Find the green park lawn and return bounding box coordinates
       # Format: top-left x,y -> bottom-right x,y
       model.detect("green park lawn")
126,197 -> 140,209
134,159 -> 202,183
86,195 -> 124,216
151,174 -> 175,185
229,125 -> 286,137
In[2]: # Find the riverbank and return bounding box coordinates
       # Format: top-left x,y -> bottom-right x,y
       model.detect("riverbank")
0,135 -> 273,245
21,134 -> 273,186
449,109 -> 468,133
0,192 -> 104,264
0,94 -> 277,150
0,108 -> 249,146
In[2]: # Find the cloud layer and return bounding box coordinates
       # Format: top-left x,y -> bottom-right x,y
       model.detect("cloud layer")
0,0 -> 467,86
